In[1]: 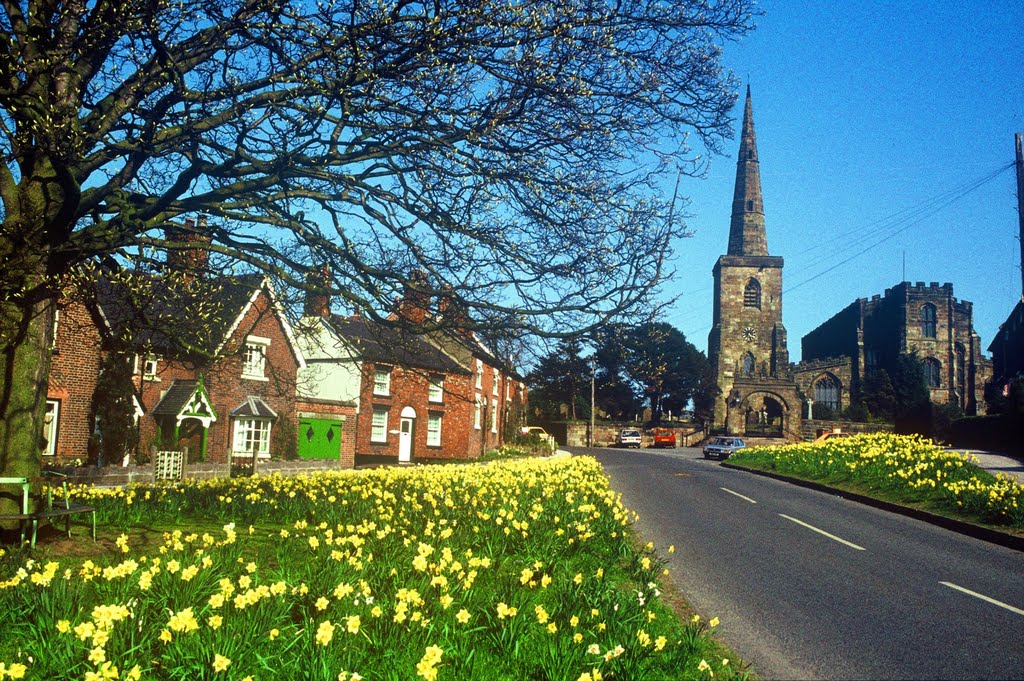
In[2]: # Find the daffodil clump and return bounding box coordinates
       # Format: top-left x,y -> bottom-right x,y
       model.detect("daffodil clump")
0,456 -> 744,680
730,433 -> 1023,526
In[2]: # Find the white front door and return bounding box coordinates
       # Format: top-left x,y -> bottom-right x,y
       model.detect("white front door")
398,418 -> 414,462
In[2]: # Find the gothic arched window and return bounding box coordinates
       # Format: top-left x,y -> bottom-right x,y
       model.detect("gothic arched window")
744,279 -> 761,309
742,352 -> 755,377
920,304 -> 937,338
814,374 -> 841,412
923,357 -> 941,388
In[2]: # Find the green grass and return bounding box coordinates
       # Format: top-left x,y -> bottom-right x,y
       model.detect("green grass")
1,456 -> 751,680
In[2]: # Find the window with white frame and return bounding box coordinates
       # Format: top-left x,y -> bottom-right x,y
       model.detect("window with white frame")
428,375 -> 444,403
373,367 -> 392,396
474,394 -> 482,430
232,417 -> 272,458
475,359 -> 483,389
427,412 -> 442,447
492,368 -> 499,395
42,399 -> 59,456
371,408 -> 389,442
490,402 -> 498,434
133,353 -> 160,379
242,336 -> 269,379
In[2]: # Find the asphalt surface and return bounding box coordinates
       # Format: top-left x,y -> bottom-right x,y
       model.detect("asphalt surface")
577,445 -> 1024,680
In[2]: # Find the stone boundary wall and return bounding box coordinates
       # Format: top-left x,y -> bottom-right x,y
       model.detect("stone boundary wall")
564,422 -> 705,448
51,458 -> 351,487
801,419 -> 891,442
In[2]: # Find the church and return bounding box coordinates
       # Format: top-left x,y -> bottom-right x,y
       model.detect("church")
707,88 -> 992,440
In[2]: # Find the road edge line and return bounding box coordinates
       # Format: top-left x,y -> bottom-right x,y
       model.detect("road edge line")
720,462 -> 1024,554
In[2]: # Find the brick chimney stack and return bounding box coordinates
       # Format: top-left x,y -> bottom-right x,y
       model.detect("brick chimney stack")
396,270 -> 431,324
436,283 -> 470,335
303,266 -> 332,318
165,216 -> 211,275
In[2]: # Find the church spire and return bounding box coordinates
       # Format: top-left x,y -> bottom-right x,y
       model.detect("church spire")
727,85 -> 769,256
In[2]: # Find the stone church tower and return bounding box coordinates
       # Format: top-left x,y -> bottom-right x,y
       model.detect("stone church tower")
707,87 -> 802,438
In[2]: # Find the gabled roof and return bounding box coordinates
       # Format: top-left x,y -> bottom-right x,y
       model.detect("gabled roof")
327,315 -> 468,375
152,378 -> 217,427
230,396 -> 278,419
90,270 -> 304,369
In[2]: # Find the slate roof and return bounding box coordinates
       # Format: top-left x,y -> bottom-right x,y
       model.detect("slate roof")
151,379 -> 200,416
328,315 -> 467,374
92,272 -> 265,358
230,396 -> 278,419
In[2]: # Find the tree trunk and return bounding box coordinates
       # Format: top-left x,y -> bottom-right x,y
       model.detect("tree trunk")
0,292 -> 55,524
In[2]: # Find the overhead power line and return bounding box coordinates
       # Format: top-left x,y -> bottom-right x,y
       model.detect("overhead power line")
783,161 -> 1015,295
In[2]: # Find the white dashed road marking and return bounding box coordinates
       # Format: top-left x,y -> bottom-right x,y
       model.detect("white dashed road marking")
778,514 -> 866,551
940,582 -> 1024,616
720,487 -> 757,504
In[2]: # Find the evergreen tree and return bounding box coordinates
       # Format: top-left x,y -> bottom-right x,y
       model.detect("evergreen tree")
91,351 -> 141,467
526,340 -> 592,420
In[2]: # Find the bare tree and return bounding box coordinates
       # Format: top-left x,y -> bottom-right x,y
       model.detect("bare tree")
0,0 -> 754,490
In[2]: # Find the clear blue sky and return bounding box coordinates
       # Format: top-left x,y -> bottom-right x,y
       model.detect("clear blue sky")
662,0 -> 1024,362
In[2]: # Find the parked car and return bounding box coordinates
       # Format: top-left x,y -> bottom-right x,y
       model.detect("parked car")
651,428 -> 676,448
813,430 -> 852,444
702,437 -> 745,460
617,428 -> 642,448
521,426 -> 555,449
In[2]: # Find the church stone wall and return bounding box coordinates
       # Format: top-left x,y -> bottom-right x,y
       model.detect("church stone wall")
791,356 -> 854,416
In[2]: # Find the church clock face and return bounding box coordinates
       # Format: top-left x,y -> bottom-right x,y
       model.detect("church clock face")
742,326 -> 757,342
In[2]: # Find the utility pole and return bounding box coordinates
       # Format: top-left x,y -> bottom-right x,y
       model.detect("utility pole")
1016,133 -> 1024,299
589,356 -> 596,447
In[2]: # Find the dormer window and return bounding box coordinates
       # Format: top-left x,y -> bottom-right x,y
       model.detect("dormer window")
135,353 -> 161,380
242,336 -> 269,379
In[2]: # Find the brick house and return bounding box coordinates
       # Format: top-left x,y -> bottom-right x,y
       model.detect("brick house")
296,284 -> 526,462
46,270 -> 308,465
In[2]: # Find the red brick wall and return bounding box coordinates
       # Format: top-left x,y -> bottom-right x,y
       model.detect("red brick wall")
47,301 -> 104,462
177,289 -> 299,463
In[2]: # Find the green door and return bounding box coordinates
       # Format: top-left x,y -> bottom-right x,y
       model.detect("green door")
297,418 -> 343,460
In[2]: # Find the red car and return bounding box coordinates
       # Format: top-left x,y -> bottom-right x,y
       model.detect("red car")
651,428 -> 676,448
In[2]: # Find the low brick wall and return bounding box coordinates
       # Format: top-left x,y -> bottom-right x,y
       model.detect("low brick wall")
51,457 -> 351,487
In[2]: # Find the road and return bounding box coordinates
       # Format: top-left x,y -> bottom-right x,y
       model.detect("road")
578,445 -> 1024,680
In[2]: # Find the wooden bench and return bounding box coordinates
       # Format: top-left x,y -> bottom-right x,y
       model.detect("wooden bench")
0,472 -> 96,549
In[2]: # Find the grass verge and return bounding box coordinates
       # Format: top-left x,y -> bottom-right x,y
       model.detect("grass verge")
727,433 -> 1024,537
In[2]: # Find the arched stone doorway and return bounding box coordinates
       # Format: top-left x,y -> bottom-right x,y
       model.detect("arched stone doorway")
742,392 -> 787,438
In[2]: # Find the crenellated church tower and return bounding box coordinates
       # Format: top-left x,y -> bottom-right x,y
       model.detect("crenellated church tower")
708,86 -> 802,438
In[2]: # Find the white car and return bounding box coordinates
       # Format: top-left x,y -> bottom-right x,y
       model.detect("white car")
521,426 -> 555,448
617,429 -> 642,448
